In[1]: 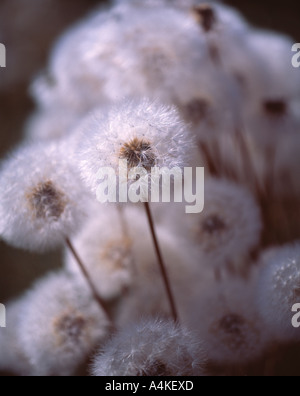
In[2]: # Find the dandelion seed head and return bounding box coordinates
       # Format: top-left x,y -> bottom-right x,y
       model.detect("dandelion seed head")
78,99 -> 193,194
189,179 -> 262,271
0,142 -> 88,252
27,180 -> 67,221
188,277 -> 267,364
246,31 -> 300,100
65,204 -> 134,301
257,244 -> 300,343
119,137 -> 157,171
25,108 -> 80,141
91,319 -> 207,376
36,2 -> 217,112
19,271 -> 109,376
228,29 -> 299,112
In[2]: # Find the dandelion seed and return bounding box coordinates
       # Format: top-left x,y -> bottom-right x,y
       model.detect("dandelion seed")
257,244 -> 300,343
0,141 -> 89,252
18,271 -> 110,376
91,319 -> 207,376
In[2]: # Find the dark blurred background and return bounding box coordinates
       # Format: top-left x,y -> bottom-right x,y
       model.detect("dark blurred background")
0,0 -> 300,303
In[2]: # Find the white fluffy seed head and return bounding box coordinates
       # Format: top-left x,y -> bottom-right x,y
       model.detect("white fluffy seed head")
30,8 -> 110,111
30,1 -> 244,143
245,30 -> 300,101
32,2 -> 216,111
0,141 -> 89,252
18,271 -> 110,376
24,108 -> 81,141
78,99 -> 193,194
257,244 -> 300,343
187,276 -> 267,365
65,203 -> 134,301
171,178 -> 262,273
91,318 -> 207,376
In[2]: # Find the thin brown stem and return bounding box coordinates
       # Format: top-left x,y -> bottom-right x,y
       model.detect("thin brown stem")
65,238 -> 113,324
144,202 -> 179,323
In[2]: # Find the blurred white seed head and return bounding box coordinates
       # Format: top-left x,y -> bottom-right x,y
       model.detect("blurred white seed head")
0,141 -> 89,252
18,271 -> 110,376
188,276 -> 267,365
0,300 -> 30,376
237,31 -> 300,159
65,203 -> 134,301
33,2 -> 218,111
245,31 -> 300,101
92,318 -> 207,376
78,99 -> 192,194
257,244 -> 300,343
25,108 -> 81,141
168,179 -> 262,273
220,28 -> 299,113
30,0 -> 245,145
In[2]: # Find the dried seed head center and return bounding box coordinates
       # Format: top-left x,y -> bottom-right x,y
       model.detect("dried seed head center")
193,4 -> 217,32
119,137 -> 157,171
202,214 -> 227,235
219,314 -> 246,337
27,180 -> 67,221
54,313 -> 86,346
263,100 -> 287,117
